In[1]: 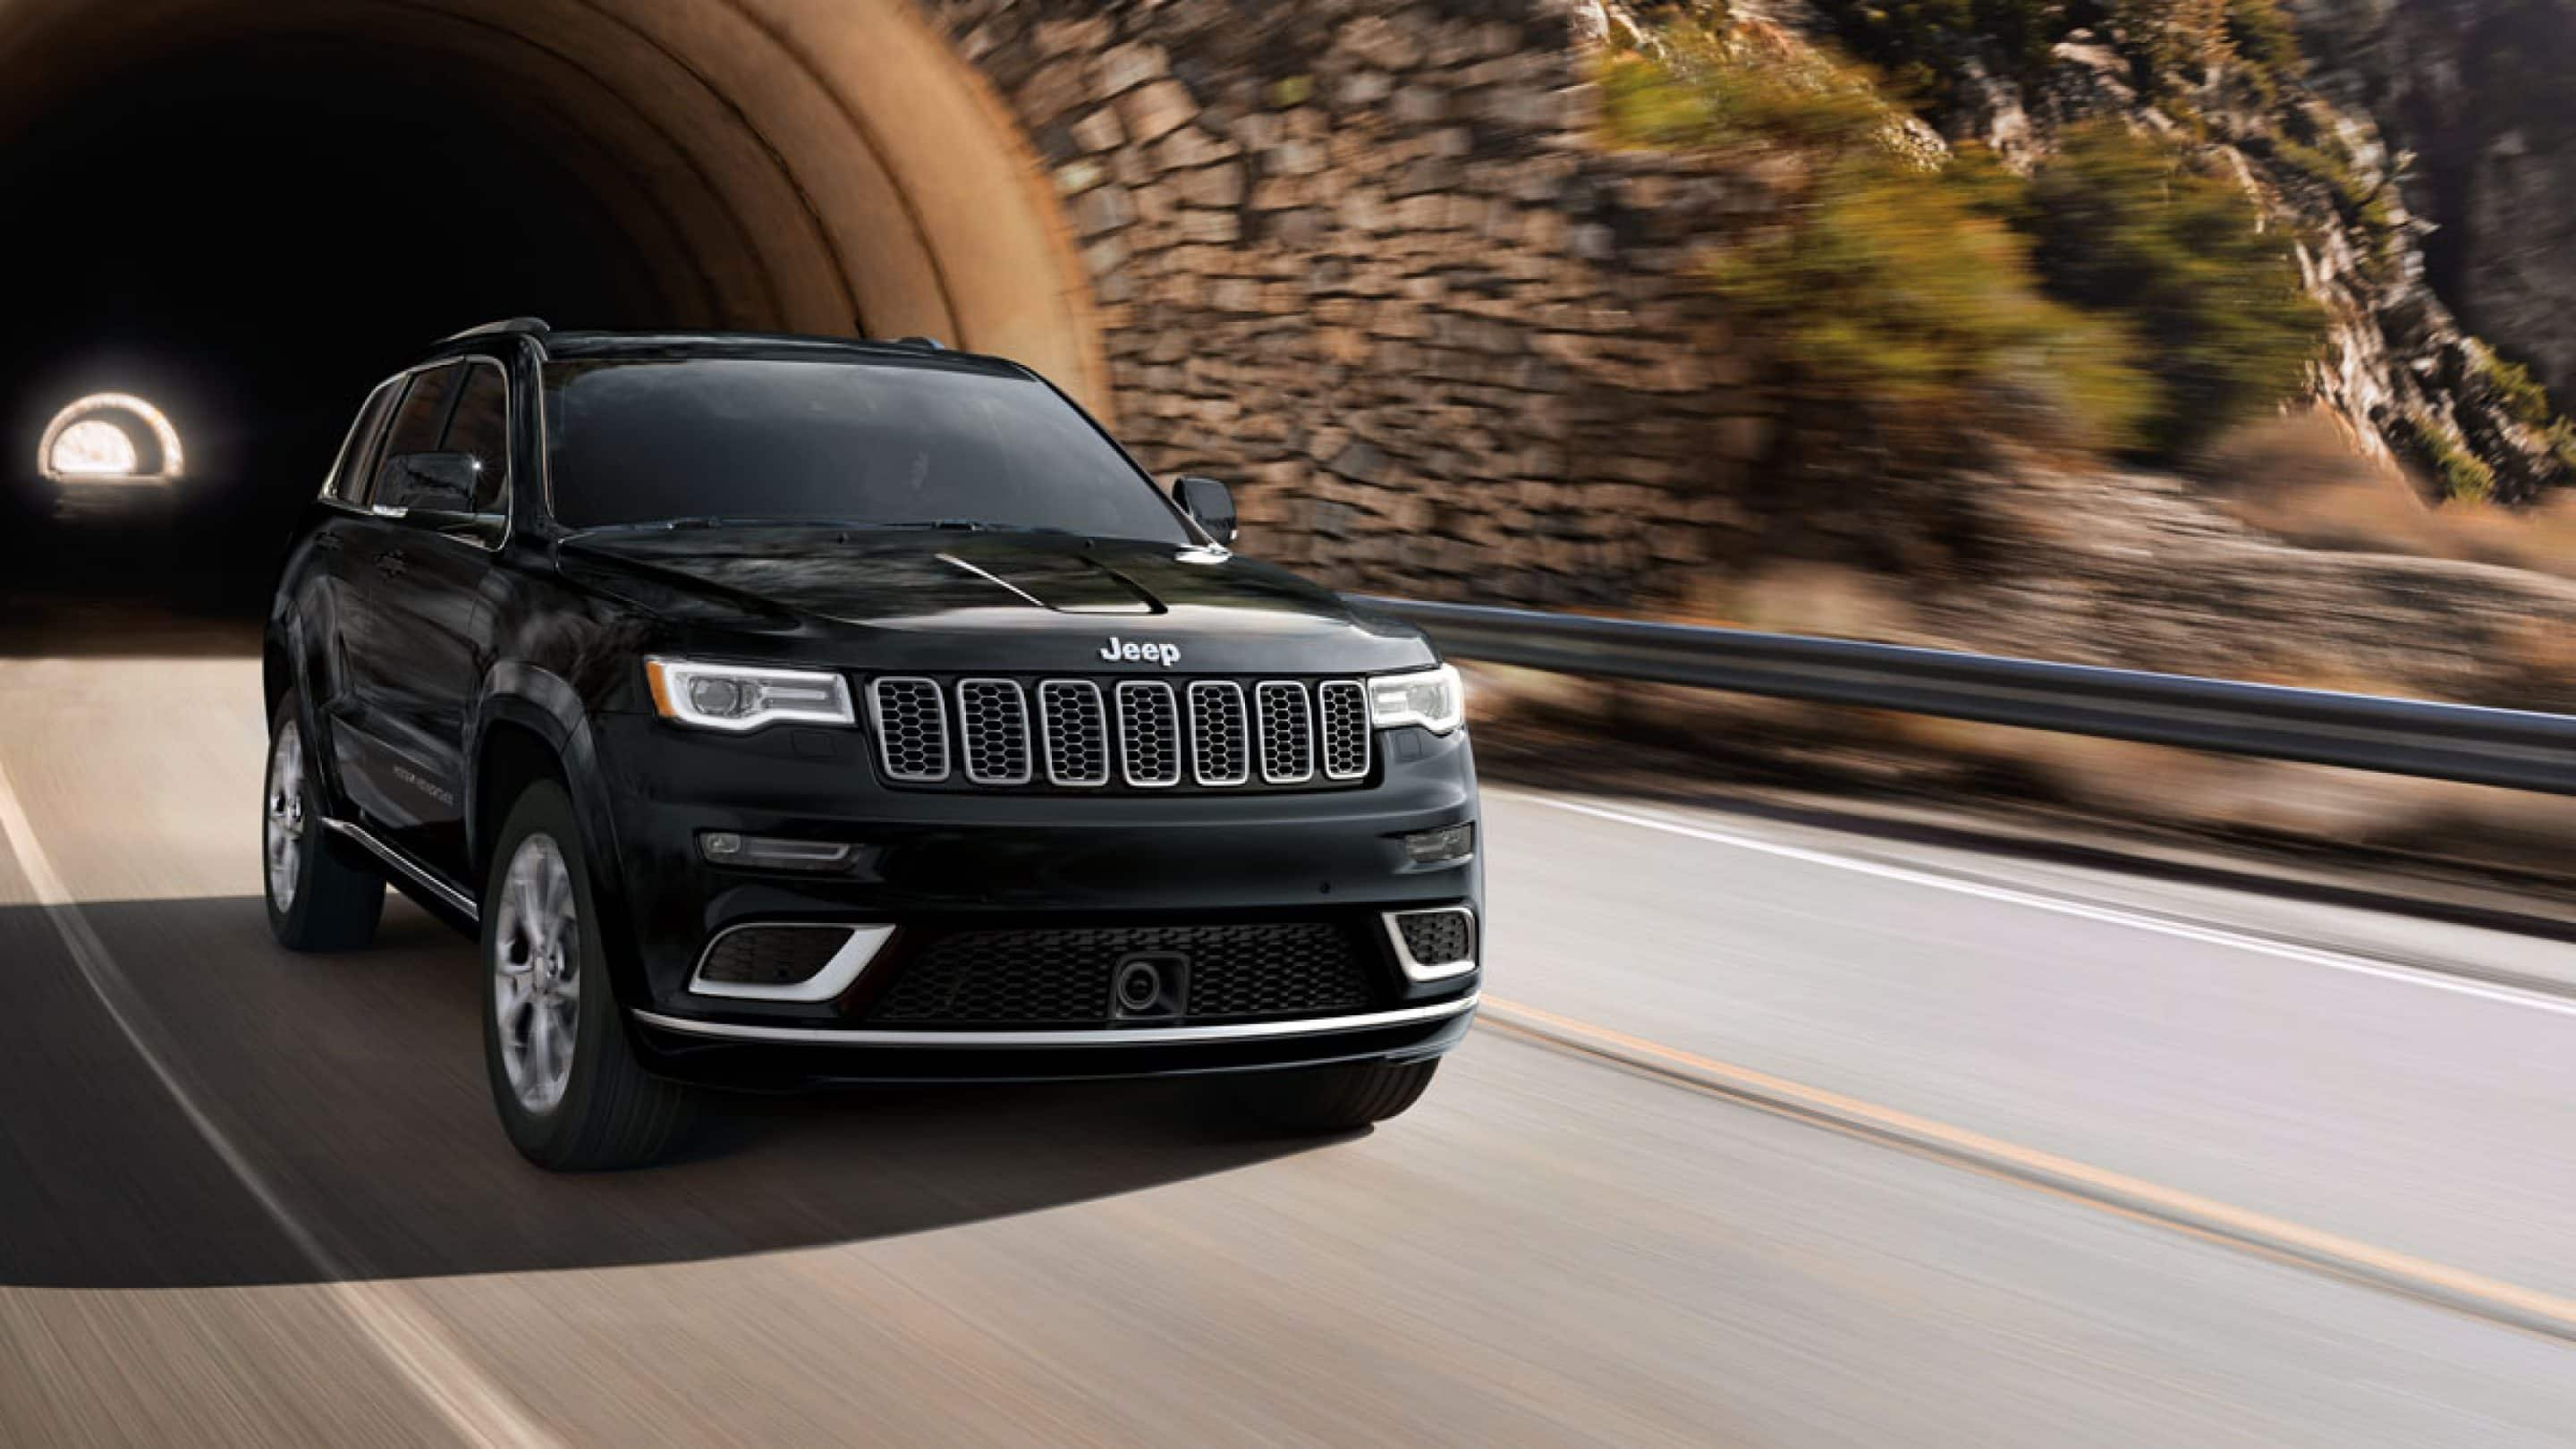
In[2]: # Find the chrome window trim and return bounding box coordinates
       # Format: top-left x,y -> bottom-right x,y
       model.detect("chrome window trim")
320,818 -> 478,920
1381,905 -> 1478,982
632,993 -> 1480,1046
1036,679 -> 1110,787
955,678 -> 1035,785
1114,680 -> 1182,788
867,675 -> 953,782
688,922 -> 896,1003
1254,679 -> 1315,785
1186,680 -> 1250,787
1318,679 -> 1371,782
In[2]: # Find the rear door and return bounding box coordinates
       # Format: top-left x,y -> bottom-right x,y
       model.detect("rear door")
309,376 -> 403,802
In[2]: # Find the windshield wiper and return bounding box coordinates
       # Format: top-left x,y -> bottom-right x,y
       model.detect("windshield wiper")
571,516 -> 1080,537
868,519 -> 1079,535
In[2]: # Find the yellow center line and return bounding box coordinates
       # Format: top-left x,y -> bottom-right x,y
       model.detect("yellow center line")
1475,994 -> 2576,1344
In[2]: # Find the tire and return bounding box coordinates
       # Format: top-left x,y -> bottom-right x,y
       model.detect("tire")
263,691 -> 385,951
481,779 -> 693,1170
1230,1059 -> 1440,1133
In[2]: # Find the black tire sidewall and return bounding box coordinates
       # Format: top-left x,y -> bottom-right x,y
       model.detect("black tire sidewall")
263,688 -> 374,945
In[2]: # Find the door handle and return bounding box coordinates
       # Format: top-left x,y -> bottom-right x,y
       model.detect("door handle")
374,551 -> 408,577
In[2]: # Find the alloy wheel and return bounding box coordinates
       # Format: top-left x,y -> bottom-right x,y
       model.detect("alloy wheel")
493,832 -> 580,1114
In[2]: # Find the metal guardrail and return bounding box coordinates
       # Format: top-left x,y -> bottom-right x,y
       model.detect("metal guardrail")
1360,597 -> 2576,797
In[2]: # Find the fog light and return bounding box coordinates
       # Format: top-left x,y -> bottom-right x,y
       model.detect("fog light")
698,832 -> 863,871
1401,823 -> 1474,865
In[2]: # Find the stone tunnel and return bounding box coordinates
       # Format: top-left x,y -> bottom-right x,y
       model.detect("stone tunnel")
0,0 -> 1770,606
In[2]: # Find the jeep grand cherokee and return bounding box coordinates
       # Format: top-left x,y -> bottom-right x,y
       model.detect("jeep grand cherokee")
261,320 -> 1480,1169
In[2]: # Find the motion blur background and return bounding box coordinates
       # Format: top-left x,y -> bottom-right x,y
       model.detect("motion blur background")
5,0 -> 2576,1444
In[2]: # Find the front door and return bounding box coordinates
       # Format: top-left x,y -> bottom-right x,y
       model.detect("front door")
344,357 -> 512,882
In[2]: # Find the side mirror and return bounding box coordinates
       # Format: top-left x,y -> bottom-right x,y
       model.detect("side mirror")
1172,475 -> 1237,547
382,452 -> 483,514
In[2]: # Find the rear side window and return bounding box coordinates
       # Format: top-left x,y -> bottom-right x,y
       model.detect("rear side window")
440,361 -> 511,513
369,362 -> 461,501
327,381 -> 401,504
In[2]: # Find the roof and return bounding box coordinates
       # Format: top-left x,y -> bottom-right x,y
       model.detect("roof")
533,329 -> 1025,375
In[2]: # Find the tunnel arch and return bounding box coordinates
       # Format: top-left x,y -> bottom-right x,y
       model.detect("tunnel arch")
0,0 -> 1106,461
38,394 -> 185,481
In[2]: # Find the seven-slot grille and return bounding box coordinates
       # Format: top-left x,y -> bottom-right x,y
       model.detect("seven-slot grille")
869,675 -> 1372,792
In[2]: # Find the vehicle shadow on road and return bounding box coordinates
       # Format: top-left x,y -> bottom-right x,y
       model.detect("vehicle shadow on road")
0,894 -> 1337,1291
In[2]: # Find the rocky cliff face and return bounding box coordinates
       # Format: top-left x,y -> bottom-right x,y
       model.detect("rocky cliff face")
2292,0 -> 2576,404
1747,0 -> 2575,501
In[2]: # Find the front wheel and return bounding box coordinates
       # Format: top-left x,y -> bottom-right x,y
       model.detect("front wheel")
1229,1059 -> 1440,1133
481,779 -> 693,1170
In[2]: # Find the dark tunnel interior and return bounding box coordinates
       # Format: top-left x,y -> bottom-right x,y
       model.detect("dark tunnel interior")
0,43 -> 699,624
0,3 -> 1097,652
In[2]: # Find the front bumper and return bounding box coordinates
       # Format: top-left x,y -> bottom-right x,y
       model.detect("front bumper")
587,712 -> 1483,1075
630,994 -> 1478,1089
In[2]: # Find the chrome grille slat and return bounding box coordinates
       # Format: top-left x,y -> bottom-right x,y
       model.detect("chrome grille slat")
1187,681 -> 1250,786
1036,680 -> 1109,786
1318,680 -> 1370,781
1114,681 -> 1182,788
956,679 -> 1033,784
868,676 -> 950,782
1255,681 -> 1314,784
869,674 -> 1368,792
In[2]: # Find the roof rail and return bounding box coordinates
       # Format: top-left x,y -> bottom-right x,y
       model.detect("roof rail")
443,317 -> 554,342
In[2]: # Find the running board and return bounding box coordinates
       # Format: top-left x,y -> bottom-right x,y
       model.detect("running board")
320,818 -> 479,921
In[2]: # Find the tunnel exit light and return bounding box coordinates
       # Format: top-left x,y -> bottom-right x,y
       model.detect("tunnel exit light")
38,393 -> 185,483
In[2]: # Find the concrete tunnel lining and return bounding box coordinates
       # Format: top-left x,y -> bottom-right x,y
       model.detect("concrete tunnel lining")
0,0 -> 1106,414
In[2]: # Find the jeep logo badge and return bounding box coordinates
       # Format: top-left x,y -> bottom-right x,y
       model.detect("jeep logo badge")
1099,636 -> 1181,667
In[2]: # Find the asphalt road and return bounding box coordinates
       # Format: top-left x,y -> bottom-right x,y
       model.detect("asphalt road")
4,626 -> 2575,1446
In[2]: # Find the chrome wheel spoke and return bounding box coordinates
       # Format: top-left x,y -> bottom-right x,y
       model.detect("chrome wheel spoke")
492,831 -> 579,1115
264,724 -> 305,911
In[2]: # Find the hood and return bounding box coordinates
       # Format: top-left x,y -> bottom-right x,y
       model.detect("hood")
556,526 -> 1435,674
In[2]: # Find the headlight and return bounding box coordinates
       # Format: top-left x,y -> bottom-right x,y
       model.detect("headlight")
645,658 -> 855,733
1368,664 -> 1464,734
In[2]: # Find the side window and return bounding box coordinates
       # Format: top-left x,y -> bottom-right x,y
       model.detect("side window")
369,363 -> 462,502
328,381 -> 402,504
439,361 -> 511,514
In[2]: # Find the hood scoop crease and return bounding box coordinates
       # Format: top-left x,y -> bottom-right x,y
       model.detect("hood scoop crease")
937,550 -> 1161,615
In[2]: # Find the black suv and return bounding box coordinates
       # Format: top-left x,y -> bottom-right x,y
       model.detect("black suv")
262,321 -> 1480,1169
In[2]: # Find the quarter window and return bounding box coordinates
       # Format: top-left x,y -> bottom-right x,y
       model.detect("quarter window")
369,362 -> 461,502
329,381 -> 402,504
440,361 -> 511,514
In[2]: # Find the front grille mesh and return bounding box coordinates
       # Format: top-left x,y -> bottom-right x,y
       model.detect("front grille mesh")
869,678 -> 949,783
1188,682 -> 1250,785
1254,682 -> 1313,784
1115,682 -> 1182,787
957,680 -> 1032,784
867,674 -> 1369,792
1038,680 -> 1109,785
869,922 -> 1377,1026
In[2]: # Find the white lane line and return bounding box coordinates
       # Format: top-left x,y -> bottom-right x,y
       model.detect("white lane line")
1500,790 -> 2576,1019
0,757 -> 562,1449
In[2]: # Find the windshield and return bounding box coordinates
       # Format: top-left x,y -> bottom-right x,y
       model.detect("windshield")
541,355 -> 1192,542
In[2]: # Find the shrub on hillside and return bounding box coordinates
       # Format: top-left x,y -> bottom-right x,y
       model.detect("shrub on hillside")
1603,28 -> 2155,463
2016,123 -> 2326,457
1706,154 -> 2155,458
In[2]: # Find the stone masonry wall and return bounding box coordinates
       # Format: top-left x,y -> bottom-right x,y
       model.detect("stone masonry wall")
927,0 -> 1778,606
